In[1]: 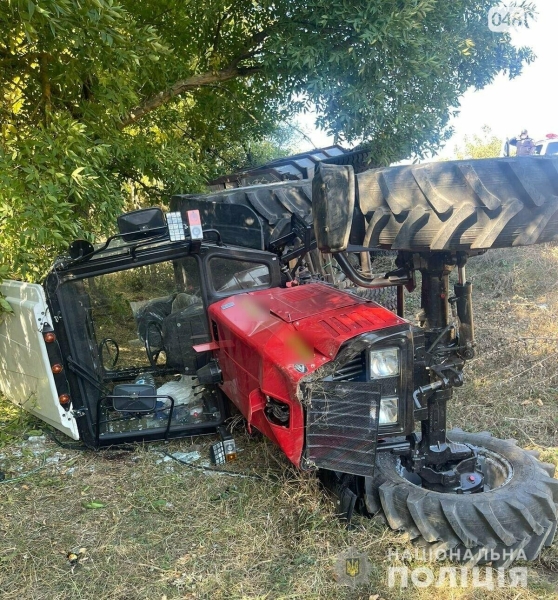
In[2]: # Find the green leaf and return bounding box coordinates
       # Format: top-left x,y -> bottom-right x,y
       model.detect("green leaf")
0,297 -> 13,313
82,500 -> 106,509
71,166 -> 86,180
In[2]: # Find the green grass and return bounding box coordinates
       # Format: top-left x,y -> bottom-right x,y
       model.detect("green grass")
1,244 -> 558,599
0,396 -> 44,449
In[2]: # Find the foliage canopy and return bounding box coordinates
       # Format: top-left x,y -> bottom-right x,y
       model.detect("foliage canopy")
0,0 -> 534,281
454,125 -> 504,160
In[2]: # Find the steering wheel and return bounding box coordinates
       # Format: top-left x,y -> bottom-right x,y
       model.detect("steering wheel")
99,338 -> 119,370
144,321 -> 165,368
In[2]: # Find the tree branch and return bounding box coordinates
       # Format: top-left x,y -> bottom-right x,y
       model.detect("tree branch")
286,122 -> 318,149
118,24 -> 274,129
129,175 -> 163,197
205,84 -> 259,124
119,64 -> 261,129
39,53 -> 51,124
211,11 -> 230,58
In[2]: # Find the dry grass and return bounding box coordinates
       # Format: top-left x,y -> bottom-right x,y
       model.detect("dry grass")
2,244 -> 558,599
451,245 -> 558,448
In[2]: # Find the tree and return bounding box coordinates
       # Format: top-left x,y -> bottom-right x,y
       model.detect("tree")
0,0 -> 535,283
454,125 -> 504,160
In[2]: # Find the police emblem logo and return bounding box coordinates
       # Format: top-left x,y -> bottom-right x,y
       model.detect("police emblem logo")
334,547 -> 370,587
345,557 -> 360,577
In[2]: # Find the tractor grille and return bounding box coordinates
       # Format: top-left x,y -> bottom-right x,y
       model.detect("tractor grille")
305,381 -> 380,477
329,353 -> 365,381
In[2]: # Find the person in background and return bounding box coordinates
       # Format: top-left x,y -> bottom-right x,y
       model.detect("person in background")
509,129 -> 536,156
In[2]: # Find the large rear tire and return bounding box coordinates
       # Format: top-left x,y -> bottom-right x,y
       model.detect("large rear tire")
356,156 -> 558,251
364,431 -> 558,566
350,286 -> 398,312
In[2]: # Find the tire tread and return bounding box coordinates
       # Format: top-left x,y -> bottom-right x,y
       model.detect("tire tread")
357,156 -> 558,251
368,432 -> 558,565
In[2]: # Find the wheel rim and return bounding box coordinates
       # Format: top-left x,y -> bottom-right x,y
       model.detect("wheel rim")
395,445 -> 514,493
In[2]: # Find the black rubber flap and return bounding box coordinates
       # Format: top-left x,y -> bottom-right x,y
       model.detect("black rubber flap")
305,381 -> 380,477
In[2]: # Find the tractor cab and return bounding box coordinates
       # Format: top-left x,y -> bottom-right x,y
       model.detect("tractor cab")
0,207 -> 280,447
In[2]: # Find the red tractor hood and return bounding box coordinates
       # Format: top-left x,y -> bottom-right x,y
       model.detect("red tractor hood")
264,283 -> 403,358
207,283 -> 406,465
210,283 -> 405,365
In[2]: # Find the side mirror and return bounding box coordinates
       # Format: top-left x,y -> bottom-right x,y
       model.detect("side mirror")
68,239 -> 94,260
312,163 -> 355,253
111,383 -> 157,412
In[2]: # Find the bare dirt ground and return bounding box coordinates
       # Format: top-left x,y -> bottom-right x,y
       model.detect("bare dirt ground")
1,244 -> 558,600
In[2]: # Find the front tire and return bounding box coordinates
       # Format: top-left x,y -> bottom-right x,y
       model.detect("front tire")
365,431 -> 558,566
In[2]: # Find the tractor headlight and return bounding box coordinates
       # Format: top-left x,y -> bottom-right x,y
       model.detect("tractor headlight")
379,396 -> 399,425
369,347 -> 400,379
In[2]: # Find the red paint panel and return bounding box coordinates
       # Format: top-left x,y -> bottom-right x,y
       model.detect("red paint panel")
266,284 -> 360,322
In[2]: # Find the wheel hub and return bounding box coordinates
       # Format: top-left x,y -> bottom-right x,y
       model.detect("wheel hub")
396,442 -> 518,494
418,460 -> 485,493
398,435 -> 486,493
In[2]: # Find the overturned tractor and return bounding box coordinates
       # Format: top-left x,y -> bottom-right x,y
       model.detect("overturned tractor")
2,149 -> 558,565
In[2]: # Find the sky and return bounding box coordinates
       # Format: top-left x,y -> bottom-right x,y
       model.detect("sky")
297,0 -> 557,158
